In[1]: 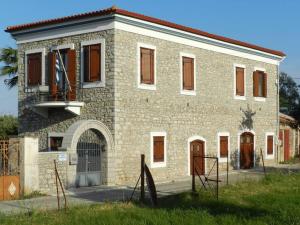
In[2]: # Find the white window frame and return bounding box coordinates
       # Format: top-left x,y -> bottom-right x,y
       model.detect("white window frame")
254,67 -> 266,102
180,52 -> 196,96
48,132 -> 65,152
24,48 -> 46,92
137,43 -> 157,91
81,39 -> 106,88
150,131 -> 167,168
217,132 -> 230,163
265,132 -> 275,159
233,64 -> 246,100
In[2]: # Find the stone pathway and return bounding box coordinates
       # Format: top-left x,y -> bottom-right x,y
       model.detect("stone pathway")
0,164 -> 298,215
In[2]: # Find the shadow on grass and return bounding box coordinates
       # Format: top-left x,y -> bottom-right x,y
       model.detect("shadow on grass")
153,192 -> 269,221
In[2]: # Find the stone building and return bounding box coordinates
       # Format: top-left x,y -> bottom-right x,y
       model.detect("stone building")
5,6 -> 285,193
279,113 -> 300,162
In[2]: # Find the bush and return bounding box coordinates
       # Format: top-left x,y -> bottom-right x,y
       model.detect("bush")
0,115 -> 18,138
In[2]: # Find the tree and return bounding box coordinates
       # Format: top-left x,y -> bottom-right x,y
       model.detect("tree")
0,47 -> 18,89
279,72 -> 300,121
0,115 -> 18,138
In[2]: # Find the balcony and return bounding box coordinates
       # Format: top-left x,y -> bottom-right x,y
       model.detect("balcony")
25,85 -> 84,118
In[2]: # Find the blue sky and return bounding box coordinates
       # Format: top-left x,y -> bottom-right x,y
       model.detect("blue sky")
0,0 -> 299,116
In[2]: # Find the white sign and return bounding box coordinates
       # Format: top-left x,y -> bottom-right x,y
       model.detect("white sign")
58,153 -> 67,162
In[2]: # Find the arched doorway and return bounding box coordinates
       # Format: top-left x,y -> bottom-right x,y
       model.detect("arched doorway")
190,140 -> 205,175
76,129 -> 107,187
240,132 -> 254,169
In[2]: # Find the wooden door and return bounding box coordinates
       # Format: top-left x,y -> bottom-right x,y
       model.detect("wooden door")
240,132 -> 254,169
284,130 -> 290,161
190,140 -> 205,175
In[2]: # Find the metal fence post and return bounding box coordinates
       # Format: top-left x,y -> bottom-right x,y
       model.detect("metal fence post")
217,157 -> 219,200
140,154 -> 145,201
192,155 -> 196,192
227,151 -> 229,185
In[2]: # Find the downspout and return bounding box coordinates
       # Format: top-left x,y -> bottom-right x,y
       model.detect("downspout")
276,56 -> 286,163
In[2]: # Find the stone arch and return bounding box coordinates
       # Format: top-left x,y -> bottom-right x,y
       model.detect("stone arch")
62,120 -> 115,186
62,120 -> 114,153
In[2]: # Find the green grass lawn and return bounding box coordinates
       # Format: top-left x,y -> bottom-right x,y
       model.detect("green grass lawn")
1,172 -> 300,225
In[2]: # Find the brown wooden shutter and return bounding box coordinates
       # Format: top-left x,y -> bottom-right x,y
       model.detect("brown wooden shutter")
220,136 -> 228,158
183,57 -> 194,90
153,136 -> 164,162
140,48 -> 154,84
253,71 -> 259,97
267,136 -> 273,155
90,44 -> 101,82
83,46 -> 90,82
27,53 -> 42,86
236,67 -> 244,96
48,52 -> 57,98
67,49 -> 76,101
263,72 -> 267,98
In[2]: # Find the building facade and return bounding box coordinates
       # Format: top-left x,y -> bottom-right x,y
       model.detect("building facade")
6,7 -> 285,193
279,113 -> 300,162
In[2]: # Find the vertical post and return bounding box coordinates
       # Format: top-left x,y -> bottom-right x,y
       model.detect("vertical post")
226,150 -> 229,185
54,160 -> 60,210
192,155 -> 195,192
140,154 -> 145,202
216,157 -> 219,200
260,148 -> 266,177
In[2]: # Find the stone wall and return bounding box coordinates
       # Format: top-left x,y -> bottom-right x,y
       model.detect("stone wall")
17,29 -> 115,151
114,29 -> 278,185
38,152 -> 68,194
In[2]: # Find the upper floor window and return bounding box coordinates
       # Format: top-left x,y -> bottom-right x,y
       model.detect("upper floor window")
234,65 -> 245,99
137,43 -> 156,90
83,44 -> 101,82
25,48 -> 46,91
27,53 -> 42,86
180,53 -> 196,95
253,69 -> 267,98
81,39 -> 106,88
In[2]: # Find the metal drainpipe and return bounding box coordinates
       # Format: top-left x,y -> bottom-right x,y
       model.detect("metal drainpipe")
276,63 -> 280,163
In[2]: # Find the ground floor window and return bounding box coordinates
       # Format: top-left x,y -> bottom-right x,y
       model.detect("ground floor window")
217,132 -> 230,162
48,133 -> 64,151
150,132 -> 167,168
266,132 -> 275,159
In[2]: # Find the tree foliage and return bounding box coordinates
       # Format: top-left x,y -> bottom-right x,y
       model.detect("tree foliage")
279,72 -> 300,121
0,47 -> 18,89
0,115 -> 18,139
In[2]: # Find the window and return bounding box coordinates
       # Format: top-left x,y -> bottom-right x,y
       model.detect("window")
217,132 -> 230,162
180,53 -> 196,95
27,53 -> 42,86
49,137 -> 63,151
140,48 -> 154,84
83,44 -> 101,82
25,48 -> 46,91
137,43 -> 156,90
266,133 -> 275,159
253,69 -> 267,98
234,65 -> 245,99
49,48 -> 76,101
150,132 -> 167,168
81,39 -> 105,88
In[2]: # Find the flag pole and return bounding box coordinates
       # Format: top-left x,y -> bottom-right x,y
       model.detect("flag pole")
57,49 -> 72,92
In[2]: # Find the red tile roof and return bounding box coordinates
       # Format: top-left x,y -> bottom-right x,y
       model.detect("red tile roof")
6,6 -> 285,57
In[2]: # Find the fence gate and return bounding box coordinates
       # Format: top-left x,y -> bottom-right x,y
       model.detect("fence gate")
0,139 -> 20,201
76,129 -> 102,187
